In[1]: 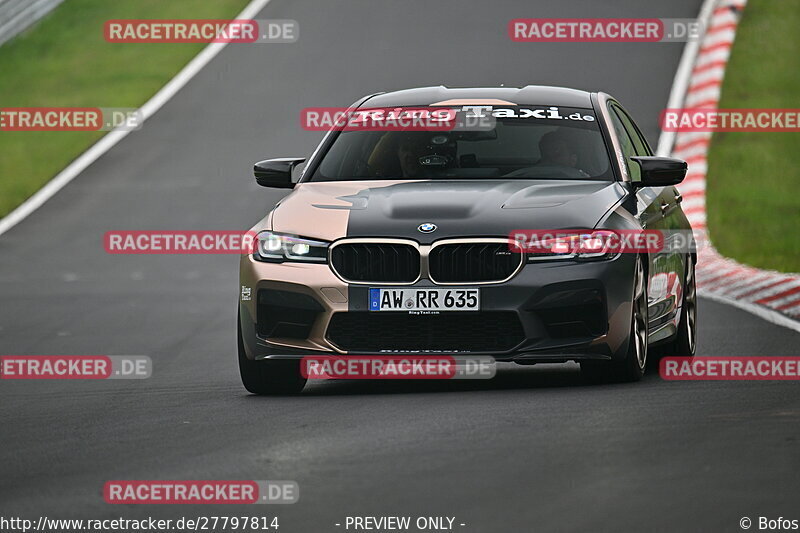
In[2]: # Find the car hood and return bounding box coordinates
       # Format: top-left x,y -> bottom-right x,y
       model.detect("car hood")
270,179 -> 627,242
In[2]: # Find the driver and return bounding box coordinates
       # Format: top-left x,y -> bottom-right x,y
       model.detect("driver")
397,135 -> 425,177
538,130 -> 579,168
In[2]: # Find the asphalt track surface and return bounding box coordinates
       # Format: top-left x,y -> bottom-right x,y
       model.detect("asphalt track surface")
1,1 -> 799,531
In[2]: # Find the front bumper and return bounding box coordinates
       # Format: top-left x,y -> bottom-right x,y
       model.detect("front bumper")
239,253 -> 636,363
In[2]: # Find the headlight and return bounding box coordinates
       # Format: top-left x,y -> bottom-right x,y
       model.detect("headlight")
526,230 -> 621,262
253,231 -> 329,263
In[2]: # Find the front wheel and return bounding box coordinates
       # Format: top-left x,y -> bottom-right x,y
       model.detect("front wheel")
238,314 -> 306,395
582,255 -> 648,383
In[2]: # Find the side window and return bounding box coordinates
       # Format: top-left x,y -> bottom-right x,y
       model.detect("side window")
612,105 -> 652,156
607,105 -> 641,181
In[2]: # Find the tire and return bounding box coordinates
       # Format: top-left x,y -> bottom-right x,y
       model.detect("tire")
662,258 -> 697,357
581,255 -> 648,383
237,313 -> 306,395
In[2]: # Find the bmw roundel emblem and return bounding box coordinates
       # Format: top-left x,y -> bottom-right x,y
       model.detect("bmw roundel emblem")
418,223 -> 437,233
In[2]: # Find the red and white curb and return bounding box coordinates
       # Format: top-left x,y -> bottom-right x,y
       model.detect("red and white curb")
660,0 -> 800,332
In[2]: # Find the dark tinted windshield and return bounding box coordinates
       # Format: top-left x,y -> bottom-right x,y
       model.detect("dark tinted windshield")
309,106 -> 612,181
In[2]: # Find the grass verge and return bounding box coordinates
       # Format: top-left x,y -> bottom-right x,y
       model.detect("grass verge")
0,0 -> 250,218
706,0 -> 800,272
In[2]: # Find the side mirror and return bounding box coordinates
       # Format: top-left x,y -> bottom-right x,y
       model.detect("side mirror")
629,156 -> 687,187
253,158 -> 306,188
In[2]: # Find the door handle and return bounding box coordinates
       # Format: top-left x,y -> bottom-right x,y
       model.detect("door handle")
675,192 -> 683,204
660,202 -> 670,215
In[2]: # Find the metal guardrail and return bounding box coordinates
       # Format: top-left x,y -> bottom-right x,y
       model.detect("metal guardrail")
0,0 -> 65,47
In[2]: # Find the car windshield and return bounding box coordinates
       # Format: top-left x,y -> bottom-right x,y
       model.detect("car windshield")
309,105 -> 613,181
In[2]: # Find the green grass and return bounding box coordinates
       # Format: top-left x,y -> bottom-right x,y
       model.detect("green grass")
0,0 -> 250,217
706,0 -> 800,272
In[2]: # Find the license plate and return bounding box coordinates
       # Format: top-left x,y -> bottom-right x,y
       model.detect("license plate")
369,288 -> 480,311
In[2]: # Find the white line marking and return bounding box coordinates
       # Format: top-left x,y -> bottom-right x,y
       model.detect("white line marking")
0,0 -> 274,238
656,0 -> 718,156
699,291 -> 800,334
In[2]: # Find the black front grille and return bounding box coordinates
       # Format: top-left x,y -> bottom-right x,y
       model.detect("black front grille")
331,243 -> 419,283
429,242 -> 522,283
326,312 -> 524,352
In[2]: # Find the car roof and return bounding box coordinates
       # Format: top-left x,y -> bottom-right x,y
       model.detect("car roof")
360,85 -> 595,108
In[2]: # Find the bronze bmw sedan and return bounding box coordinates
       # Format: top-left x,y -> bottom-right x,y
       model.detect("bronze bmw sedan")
238,86 -> 697,394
